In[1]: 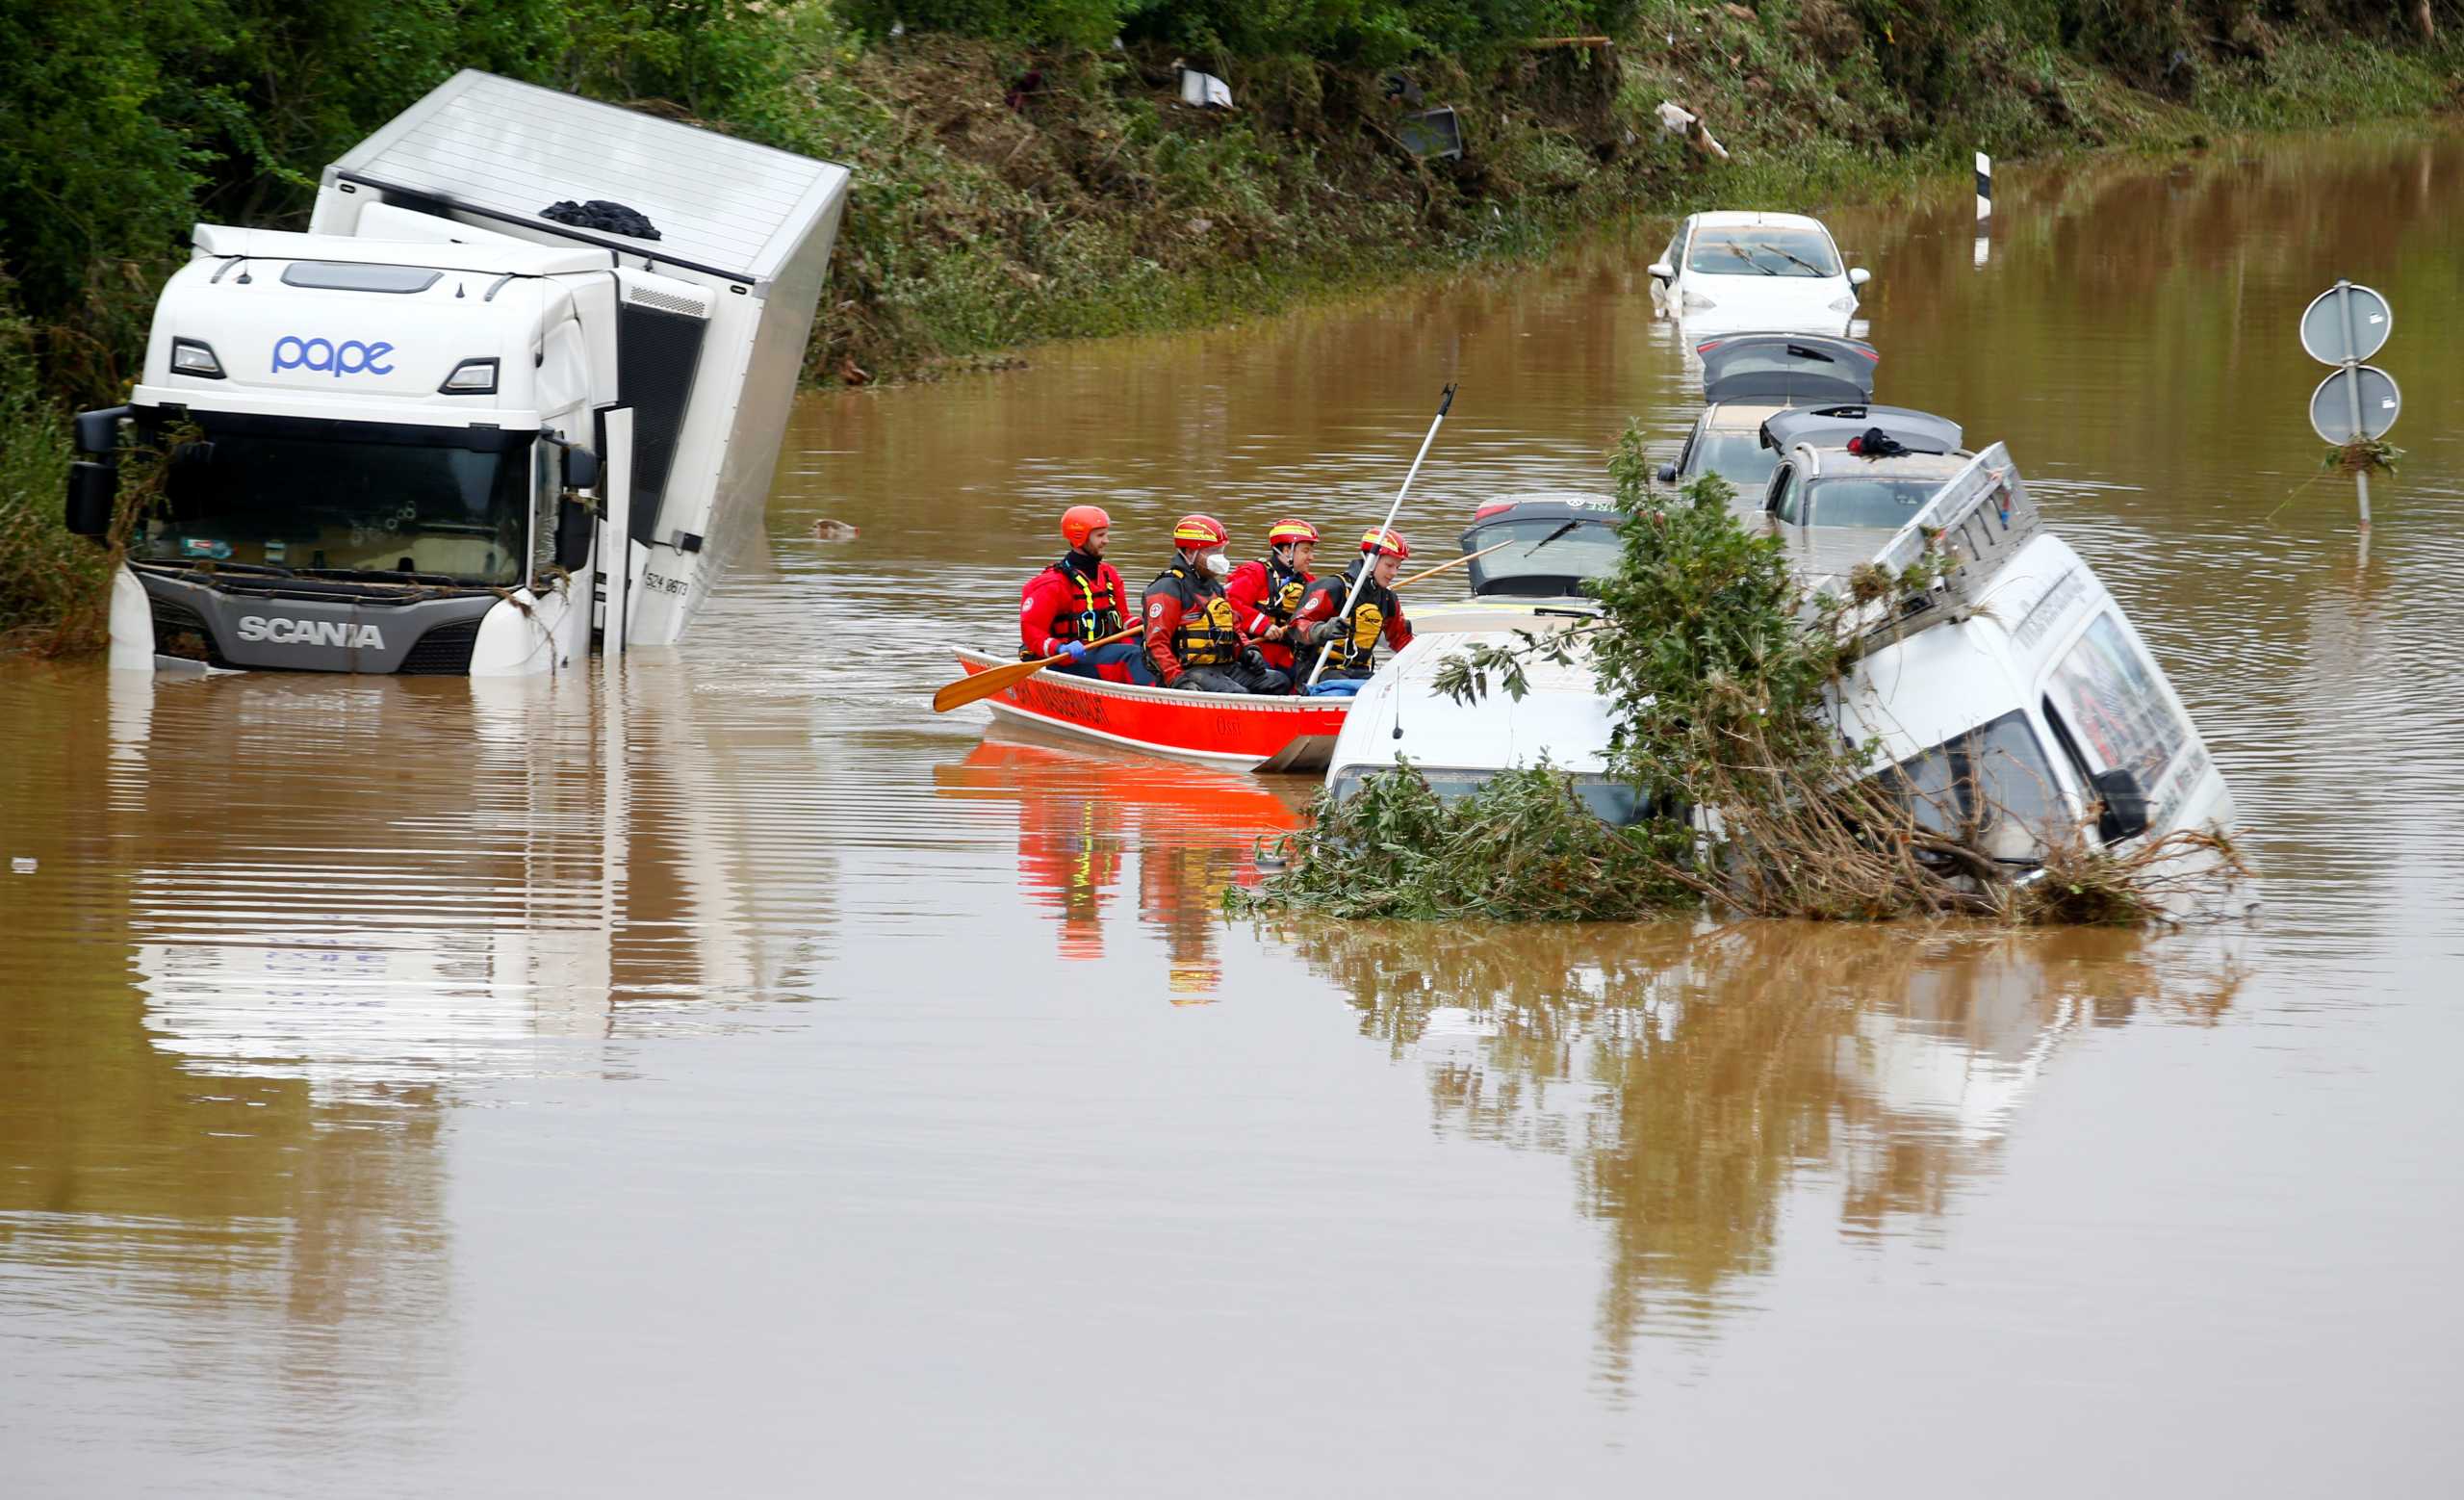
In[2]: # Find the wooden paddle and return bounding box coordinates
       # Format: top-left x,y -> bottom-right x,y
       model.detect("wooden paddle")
933,625 -> 1141,713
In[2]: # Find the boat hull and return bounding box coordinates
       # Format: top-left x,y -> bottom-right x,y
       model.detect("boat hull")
950,649 -> 1348,772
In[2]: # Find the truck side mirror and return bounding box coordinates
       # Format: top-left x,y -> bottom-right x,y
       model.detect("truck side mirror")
564,444 -> 601,489
65,461 -> 116,540
1656,462 -> 1678,485
2091,767 -> 2150,843
1647,261 -> 1675,282
74,406 -> 131,455
554,496 -> 595,571
1847,267 -> 1872,288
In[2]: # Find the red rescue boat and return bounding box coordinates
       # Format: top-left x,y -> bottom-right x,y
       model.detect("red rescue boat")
946,649 -> 1349,772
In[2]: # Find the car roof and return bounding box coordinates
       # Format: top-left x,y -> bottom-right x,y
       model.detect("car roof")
1762,403 -> 1964,455
1797,447 -> 1974,480
1691,211 -> 1830,232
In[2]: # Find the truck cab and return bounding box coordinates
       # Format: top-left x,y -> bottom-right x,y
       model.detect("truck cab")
68,70 -> 850,677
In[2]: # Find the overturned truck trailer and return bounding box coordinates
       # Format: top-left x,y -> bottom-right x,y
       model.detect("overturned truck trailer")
67,70 -> 851,675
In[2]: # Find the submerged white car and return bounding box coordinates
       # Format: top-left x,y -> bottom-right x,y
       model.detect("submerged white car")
1649,211 -> 1870,337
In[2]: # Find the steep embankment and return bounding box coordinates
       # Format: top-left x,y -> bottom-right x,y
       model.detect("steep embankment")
777,5 -> 2460,384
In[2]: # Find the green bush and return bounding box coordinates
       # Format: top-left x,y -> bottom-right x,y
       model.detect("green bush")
0,285 -> 103,653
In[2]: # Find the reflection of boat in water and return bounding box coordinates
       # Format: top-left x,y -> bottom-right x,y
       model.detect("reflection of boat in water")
1262,915 -> 2245,1367
945,648 -> 1349,772
932,731 -> 1305,995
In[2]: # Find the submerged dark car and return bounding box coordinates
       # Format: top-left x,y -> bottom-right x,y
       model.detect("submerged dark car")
1660,332 -> 1882,495
1455,492 -> 1624,598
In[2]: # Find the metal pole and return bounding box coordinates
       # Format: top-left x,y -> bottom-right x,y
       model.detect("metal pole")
2334,282 -> 2371,530
602,407 -> 634,657
1304,384 -> 1455,690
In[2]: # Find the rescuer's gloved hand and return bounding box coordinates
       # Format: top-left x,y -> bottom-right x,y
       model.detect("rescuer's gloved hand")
1058,640 -> 1088,662
1168,673 -> 1199,690
1240,646 -> 1268,672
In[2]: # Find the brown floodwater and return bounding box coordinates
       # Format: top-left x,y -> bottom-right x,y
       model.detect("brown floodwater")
6,124 -> 2463,1492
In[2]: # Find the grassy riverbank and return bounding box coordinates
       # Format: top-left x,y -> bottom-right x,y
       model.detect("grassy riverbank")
3,1 -> 2460,650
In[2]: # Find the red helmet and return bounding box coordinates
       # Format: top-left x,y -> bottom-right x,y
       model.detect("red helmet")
1266,518 -> 1320,548
1171,513 -> 1228,550
1060,504 -> 1111,550
1360,527 -> 1410,559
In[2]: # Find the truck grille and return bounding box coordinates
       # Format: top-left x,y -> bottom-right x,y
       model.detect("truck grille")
148,597 -> 230,667
398,618 -> 481,675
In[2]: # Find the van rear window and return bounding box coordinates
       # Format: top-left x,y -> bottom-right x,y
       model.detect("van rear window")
2045,614 -> 2187,790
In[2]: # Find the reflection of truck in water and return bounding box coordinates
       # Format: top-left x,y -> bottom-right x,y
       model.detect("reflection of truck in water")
64,71 -> 850,676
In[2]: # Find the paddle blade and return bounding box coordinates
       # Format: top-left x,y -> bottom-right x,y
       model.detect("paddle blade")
933,657 -> 1049,713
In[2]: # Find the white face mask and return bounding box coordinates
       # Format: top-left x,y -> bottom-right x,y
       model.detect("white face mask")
1203,552 -> 1231,577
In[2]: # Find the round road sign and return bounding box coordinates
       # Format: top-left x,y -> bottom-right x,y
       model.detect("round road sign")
2308,364 -> 2401,445
2299,282 -> 2393,366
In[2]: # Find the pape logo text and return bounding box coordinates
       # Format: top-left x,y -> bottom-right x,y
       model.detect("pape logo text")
271,336 -> 396,377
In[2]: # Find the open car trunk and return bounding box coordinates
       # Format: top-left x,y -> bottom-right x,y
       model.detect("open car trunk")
1699,333 -> 1878,404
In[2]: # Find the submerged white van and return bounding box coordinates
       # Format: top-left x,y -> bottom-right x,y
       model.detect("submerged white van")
1324,445 -> 2239,891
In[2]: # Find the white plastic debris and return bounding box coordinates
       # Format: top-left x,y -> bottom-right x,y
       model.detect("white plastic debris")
1656,99 -> 1730,163
10,857 -> 34,874
1179,68 -> 1233,110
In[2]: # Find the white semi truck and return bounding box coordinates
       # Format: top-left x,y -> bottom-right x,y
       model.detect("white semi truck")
64,70 -> 850,676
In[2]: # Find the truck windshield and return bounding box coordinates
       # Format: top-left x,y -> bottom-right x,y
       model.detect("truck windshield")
137,416 -> 530,584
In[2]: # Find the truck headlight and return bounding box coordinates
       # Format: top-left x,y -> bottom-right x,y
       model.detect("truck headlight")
439,358 -> 499,394
170,338 -> 225,378
1681,291 -> 1718,312
1829,294 -> 1859,313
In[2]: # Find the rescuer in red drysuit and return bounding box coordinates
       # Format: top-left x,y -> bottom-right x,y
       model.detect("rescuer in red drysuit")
1289,527 -> 1415,690
1141,513 -> 1290,694
1020,504 -> 1147,684
1223,517 -> 1320,682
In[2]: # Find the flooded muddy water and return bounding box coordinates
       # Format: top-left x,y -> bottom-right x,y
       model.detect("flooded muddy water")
7,125 -> 2464,1492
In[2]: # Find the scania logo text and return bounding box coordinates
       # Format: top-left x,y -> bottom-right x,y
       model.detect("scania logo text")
270,336 -> 396,377
237,615 -> 385,649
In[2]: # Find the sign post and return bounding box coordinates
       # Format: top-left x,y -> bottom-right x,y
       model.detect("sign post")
2299,280 -> 2396,530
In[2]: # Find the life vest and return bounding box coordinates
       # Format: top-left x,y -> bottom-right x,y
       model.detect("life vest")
1026,553 -> 1125,655
1260,557 -> 1312,624
1147,563 -> 1243,669
1302,568 -> 1399,676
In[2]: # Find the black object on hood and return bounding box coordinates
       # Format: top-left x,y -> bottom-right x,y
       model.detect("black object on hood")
1846,427 -> 1908,458
541,199 -> 661,241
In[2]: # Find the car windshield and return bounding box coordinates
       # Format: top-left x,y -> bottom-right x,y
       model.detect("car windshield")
1330,766 -> 1647,827
139,417 -> 531,584
1687,226 -> 1842,278
1807,476 -> 1946,528
1462,517 -> 1624,596
1882,710 -> 2066,864
1688,431 -> 1781,489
